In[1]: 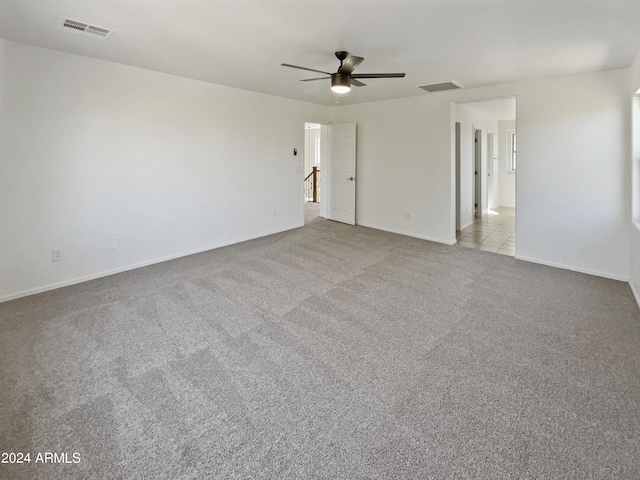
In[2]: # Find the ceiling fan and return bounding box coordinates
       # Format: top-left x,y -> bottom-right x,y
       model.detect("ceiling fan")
281,51 -> 405,94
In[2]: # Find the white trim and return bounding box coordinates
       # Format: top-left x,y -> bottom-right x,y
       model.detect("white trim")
630,280 -> 640,310
357,222 -> 456,245
459,220 -> 474,231
514,254 -> 629,282
506,128 -> 516,173
0,224 -> 303,304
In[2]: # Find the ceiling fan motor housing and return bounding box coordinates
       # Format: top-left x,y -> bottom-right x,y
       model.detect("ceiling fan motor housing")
335,51 -> 349,62
332,73 -> 351,88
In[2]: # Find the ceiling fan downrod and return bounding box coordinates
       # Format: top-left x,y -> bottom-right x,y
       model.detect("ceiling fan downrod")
335,51 -> 349,69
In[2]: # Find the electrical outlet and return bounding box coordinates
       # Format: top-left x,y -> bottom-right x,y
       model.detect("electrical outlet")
273,209 -> 278,218
111,236 -> 120,249
52,249 -> 64,262
405,212 -> 410,220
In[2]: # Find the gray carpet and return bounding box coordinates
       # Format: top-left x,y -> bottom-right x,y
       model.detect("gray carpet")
1,208 -> 640,479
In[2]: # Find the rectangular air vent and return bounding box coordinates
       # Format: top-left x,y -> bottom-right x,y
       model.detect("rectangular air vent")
62,19 -> 87,32
418,81 -> 463,93
85,25 -> 111,38
59,18 -> 115,41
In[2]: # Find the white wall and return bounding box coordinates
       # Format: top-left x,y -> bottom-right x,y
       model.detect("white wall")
304,126 -> 321,176
487,131 -> 499,210
498,120 -> 516,207
0,39 -> 330,301
333,69 -> 630,280
629,50 -> 640,304
332,97 -> 455,243
514,71 -> 629,279
0,37 -> 632,301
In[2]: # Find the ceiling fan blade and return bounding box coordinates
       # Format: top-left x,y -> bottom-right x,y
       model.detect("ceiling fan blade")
351,73 -> 406,79
351,78 -> 367,87
300,77 -> 331,82
339,55 -> 364,74
281,63 -> 332,76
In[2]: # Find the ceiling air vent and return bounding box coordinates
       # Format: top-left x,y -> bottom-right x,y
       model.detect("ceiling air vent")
85,25 -> 111,39
418,81 -> 463,93
59,18 -> 115,41
62,19 -> 87,32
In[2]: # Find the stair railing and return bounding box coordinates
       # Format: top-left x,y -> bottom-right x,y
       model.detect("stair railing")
304,166 -> 320,203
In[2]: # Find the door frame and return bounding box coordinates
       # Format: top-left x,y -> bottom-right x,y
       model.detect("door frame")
487,131 -> 495,210
451,96 -> 517,247
474,128 -> 482,218
455,122 -> 461,230
302,121 -> 329,221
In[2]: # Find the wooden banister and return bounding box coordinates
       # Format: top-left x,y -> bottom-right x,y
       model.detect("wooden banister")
304,166 -> 320,203
304,170 -> 314,182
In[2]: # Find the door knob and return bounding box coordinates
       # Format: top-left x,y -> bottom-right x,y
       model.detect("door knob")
347,177 -> 354,181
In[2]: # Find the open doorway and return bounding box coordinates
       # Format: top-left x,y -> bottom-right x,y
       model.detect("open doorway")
303,122 -> 356,226
454,97 -> 516,256
303,122 -> 323,223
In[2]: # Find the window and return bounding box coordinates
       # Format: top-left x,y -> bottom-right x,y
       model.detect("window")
315,135 -> 321,165
507,130 -> 516,173
511,132 -> 516,171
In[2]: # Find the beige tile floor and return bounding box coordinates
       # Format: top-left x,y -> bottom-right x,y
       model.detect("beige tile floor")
456,206 -> 516,256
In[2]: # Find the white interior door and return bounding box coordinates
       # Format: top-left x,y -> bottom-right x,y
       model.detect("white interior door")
328,123 -> 356,225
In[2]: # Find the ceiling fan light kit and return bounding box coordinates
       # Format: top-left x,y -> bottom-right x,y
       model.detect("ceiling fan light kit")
331,73 -> 351,93
282,51 -> 405,95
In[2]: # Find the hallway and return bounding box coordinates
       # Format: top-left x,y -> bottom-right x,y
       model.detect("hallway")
456,207 -> 516,256
304,201 -> 320,224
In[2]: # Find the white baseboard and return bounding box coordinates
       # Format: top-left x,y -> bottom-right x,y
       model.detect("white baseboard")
514,254 -> 629,282
357,222 -> 456,245
459,220 -> 474,231
630,281 -> 640,310
0,223 -> 303,304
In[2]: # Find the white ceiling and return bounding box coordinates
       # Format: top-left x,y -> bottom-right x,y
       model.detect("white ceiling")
463,98 -> 516,121
1,1 -> 639,106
